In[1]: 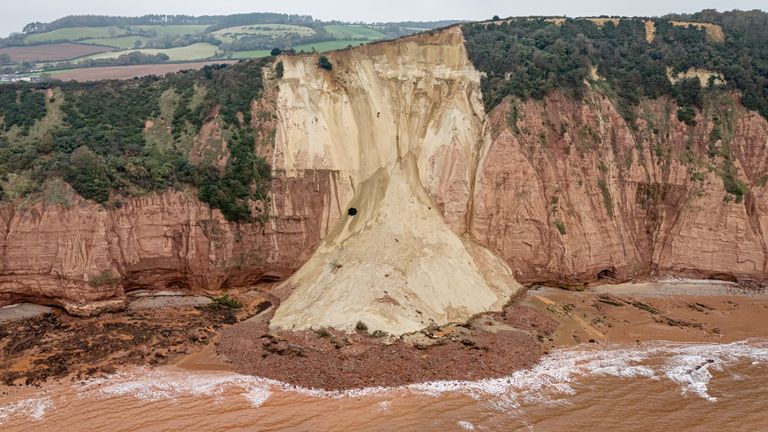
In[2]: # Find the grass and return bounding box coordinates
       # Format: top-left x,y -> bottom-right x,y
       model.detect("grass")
292,40 -> 368,53
212,24 -> 315,43
129,25 -> 210,38
25,26 -> 129,43
82,43 -> 220,62
229,50 -> 272,60
25,24 -> 209,45
81,35 -> 151,49
213,294 -> 242,309
323,25 -> 385,40
230,39 -> 369,59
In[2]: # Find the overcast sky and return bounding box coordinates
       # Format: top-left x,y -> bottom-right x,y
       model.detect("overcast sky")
2,0 -> 766,37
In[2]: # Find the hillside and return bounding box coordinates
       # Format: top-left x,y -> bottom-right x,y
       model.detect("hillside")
0,12 -> 457,81
0,9 -> 766,332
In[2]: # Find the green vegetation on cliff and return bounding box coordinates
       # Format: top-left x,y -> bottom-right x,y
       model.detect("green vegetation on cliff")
463,10 -> 768,121
0,59 -> 274,222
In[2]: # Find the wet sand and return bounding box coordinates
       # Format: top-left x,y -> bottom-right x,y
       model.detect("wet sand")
2,280 -> 767,390
527,279 -> 768,348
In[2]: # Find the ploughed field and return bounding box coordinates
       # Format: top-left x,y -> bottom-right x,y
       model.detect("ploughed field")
47,60 -> 237,81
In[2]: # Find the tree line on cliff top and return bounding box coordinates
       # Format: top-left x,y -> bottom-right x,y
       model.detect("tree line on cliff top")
0,60 -> 272,222
463,9 -> 768,122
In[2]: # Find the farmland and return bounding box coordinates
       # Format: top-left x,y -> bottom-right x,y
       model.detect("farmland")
80,36 -> 152,49
229,50 -> 272,60
0,13 -> 453,76
324,25 -> 385,40
229,40 -> 370,59
24,26 -> 129,43
129,25 -> 210,37
0,43 -> 114,62
212,24 -> 316,43
82,43 -> 220,62
48,60 -> 236,81
293,40 -> 369,52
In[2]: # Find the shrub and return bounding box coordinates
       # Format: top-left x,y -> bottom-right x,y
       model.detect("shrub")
355,321 -> 368,332
722,166 -> 748,203
270,48 -> 282,56
677,106 -> 697,126
554,220 -> 567,235
598,179 -> 614,218
213,294 -> 242,309
318,56 -> 333,71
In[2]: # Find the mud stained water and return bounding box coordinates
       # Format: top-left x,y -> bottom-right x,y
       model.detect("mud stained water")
2,339 -> 767,432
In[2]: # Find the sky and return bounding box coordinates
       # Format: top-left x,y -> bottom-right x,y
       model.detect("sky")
1,0 -> 766,37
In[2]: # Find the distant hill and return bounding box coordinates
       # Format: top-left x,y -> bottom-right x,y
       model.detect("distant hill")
0,12 -> 461,75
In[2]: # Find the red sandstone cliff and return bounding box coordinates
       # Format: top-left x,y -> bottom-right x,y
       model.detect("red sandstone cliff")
471,91 -> 768,285
1,29 -> 766,316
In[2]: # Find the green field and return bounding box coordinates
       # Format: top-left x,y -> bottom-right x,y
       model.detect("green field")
324,25 -> 385,40
24,25 -> 209,45
229,50 -> 272,60
293,40 -> 369,53
129,25 -> 210,38
230,40 -> 369,59
82,42 -> 220,62
213,24 -> 315,43
81,35 -> 151,49
25,26 -> 129,43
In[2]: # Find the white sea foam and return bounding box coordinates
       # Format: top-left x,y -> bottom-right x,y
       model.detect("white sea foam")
79,370 -> 272,408
376,400 -> 392,412
457,420 -> 475,430
77,339 -> 768,409
0,396 -> 53,424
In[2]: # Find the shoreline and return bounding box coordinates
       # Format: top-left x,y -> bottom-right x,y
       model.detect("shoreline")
1,279 -> 767,392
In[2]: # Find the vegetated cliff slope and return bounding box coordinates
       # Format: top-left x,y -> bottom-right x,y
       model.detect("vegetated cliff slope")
463,11 -> 768,284
1,11 -> 767,329
0,61 -> 336,315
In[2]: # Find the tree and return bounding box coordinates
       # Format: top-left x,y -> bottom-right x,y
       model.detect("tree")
493,15 -> 501,21
0,54 -> 11,65
318,56 -> 332,71
270,48 -> 282,56
64,146 -> 111,203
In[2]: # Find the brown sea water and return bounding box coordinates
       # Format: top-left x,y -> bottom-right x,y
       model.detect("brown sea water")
3,339 -> 767,431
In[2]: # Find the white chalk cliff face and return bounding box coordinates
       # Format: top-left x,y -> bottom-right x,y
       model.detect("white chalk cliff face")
269,28 -> 521,334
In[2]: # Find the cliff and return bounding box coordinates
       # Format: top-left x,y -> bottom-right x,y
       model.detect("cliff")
1,20 -> 767,331
472,92 -> 768,284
